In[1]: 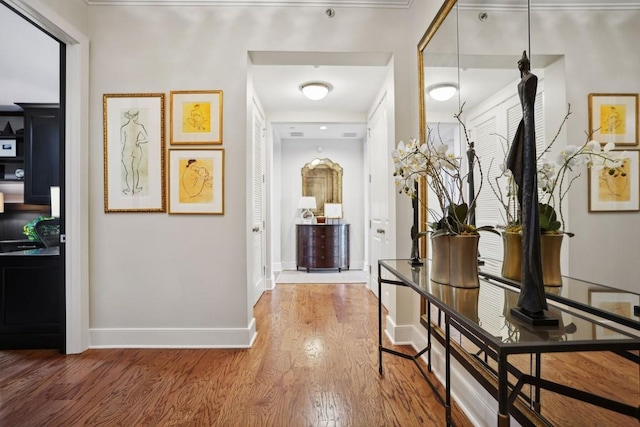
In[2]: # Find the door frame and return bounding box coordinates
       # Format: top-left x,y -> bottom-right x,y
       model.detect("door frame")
5,0 -> 91,354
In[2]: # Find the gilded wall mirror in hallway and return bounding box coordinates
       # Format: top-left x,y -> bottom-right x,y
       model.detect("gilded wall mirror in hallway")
301,158 -> 343,216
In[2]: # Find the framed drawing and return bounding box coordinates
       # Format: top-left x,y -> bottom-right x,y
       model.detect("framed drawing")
170,90 -> 223,145
103,93 -> 166,213
588,149 -> 639,212
589,289 -> 639,339
588,93 -> 638,146
168,148 -> 224,214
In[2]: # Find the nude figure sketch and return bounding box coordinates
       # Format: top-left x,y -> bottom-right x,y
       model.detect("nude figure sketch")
120,110 -> 149,196
180,158 -> 214,203
184,103 -> 209,133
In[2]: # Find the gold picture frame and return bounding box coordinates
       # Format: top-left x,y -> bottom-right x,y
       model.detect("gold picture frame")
588,93 -> 639,146
168,148 -> 225,215
170,90 -> 223,145
588,289 -> 639,339
588,149 -> 639,212
301,158 -> 342,216
103,93 -> 166,213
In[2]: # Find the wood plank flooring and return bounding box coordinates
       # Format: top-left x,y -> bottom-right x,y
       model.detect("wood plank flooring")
0,284 -> 472,426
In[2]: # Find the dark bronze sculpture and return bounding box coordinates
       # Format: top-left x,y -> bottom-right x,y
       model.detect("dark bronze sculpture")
506,51 -> 556,324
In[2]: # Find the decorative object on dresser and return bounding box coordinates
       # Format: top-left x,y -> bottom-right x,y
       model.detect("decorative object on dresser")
296,224 -> 349,272
298,196 -> 316,224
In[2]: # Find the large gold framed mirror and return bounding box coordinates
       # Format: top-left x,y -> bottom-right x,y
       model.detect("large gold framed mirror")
301,158 -> 343,216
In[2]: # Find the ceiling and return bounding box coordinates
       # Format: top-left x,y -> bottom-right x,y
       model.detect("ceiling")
250,52 -> 389,141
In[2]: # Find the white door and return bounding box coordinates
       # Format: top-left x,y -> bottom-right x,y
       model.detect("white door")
251,100 -> 266,306
368,94 -> 391,305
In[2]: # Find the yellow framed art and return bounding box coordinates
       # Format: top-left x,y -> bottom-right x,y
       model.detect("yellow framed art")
168,148 -> 225,215
170,90 -> 223,145
588,93 -> 639,147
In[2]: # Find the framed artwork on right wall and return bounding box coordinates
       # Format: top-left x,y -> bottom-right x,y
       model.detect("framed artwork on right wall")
588,149 -> 639,212
588,93 -> 639,147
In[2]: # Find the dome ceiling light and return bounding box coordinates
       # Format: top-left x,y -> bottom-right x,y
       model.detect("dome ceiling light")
427,83 -> 458,102
300,82 -> 332,101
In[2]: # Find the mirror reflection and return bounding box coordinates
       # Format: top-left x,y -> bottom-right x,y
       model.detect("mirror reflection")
301,158 -> 343,216
420,1 -> 567,262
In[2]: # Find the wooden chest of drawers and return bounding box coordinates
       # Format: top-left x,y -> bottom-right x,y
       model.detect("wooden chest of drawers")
296,224 -> 349,272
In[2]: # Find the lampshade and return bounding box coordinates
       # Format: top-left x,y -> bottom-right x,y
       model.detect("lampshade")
50,186 -> 60,218
428,83 -> 458,102
0,192 -> 4,214
298,196 -> 317,210
300,82 -> 332,101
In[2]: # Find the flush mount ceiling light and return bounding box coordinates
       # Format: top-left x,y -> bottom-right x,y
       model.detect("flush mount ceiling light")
300,82 -> 332,101
427,83 -> 458,102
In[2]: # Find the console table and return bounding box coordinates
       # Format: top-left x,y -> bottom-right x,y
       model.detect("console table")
296,224 -> 349,272
378,259 -> 640,426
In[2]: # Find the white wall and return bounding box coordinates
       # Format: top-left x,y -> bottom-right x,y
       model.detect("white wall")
85,4 -> 419,347
279,138 -> 365,270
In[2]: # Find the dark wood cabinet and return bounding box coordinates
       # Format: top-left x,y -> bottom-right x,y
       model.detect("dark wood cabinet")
17,103 -> 60,204
296,224 -> 349,272
0,253 -> 64,350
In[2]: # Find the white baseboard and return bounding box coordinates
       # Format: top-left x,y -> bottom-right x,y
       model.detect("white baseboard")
385,323 -> 518,427
90,318 -> 257,349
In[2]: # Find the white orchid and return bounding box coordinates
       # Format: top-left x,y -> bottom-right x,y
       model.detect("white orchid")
490,104 -> 627,233
393,120 -> 484,235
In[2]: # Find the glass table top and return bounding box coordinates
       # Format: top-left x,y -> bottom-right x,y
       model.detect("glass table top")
380,259 -> 640,349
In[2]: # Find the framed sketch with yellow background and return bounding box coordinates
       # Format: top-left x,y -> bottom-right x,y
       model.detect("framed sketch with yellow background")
170,90 -> 223,145
588,93 -> 638,146
588,149 -> 639,212
168,148 -> 224,214
103,93 -> 166,213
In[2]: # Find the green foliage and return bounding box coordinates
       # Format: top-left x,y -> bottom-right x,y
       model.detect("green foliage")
429,203 -> 499,236
23,216 -> 53,241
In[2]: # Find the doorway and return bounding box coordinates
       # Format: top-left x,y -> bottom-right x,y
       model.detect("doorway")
248,51 -> 394,297
0,2 -> 65,351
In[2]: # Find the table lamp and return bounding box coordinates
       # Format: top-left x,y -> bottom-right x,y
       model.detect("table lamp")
298,196 -> 316,223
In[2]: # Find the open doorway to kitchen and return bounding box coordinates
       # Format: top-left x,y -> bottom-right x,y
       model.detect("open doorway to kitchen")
0,2 -> 65,351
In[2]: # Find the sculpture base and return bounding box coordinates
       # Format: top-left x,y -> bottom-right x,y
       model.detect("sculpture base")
409,257 -> 424,267
510,307 -> 559,327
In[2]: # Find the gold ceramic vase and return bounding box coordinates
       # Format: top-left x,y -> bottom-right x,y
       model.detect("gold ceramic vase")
501,232 -> 564,287
431,234 -> 480,288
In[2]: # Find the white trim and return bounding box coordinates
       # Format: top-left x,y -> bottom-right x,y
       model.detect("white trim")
6,0 -> 91,354
459,2 -> 640,11
90,320 -> 258,348
392,323 -> 520,427
84,0 -> 414,8
384,315 -> 414,344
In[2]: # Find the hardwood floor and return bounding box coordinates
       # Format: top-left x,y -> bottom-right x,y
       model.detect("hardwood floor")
0,284 -> 472,427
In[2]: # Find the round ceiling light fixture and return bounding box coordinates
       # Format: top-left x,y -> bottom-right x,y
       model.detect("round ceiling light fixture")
427,83 -> 458,102
300,82 -> 332,101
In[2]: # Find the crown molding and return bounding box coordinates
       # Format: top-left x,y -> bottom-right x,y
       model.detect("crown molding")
84,0 -> 413,8
458,2 -> 640,11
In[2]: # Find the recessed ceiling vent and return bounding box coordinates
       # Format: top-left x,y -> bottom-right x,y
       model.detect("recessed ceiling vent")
290,132 -> 304,137
343,132 -> 358,138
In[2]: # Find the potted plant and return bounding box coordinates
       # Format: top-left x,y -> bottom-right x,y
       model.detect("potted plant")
392,112 -> 497,288
489,105 -> 625,285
